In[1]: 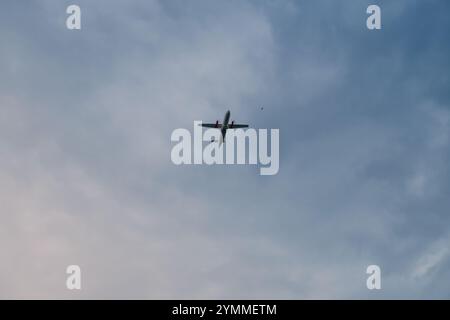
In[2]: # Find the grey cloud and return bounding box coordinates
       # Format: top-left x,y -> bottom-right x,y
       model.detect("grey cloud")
0,0 -> 449,298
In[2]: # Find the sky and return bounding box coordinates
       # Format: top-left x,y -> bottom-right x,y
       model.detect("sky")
0,0 -> 449,299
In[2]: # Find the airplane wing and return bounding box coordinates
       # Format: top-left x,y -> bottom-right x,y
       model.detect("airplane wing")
229,124 -> 248,128
200,123 -> 222,128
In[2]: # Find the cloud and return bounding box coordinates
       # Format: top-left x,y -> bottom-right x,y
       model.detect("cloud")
0,0 -> 449,298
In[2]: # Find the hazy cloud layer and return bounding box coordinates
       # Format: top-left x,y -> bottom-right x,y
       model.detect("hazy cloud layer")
1,0 -> 449,298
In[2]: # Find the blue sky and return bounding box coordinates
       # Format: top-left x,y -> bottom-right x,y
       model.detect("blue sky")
0,0 -> 449,298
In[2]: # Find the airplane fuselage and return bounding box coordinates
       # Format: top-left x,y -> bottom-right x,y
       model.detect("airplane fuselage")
221,110 -> 231,138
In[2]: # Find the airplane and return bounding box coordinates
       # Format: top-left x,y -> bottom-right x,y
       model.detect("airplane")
199,110 -> 248,143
